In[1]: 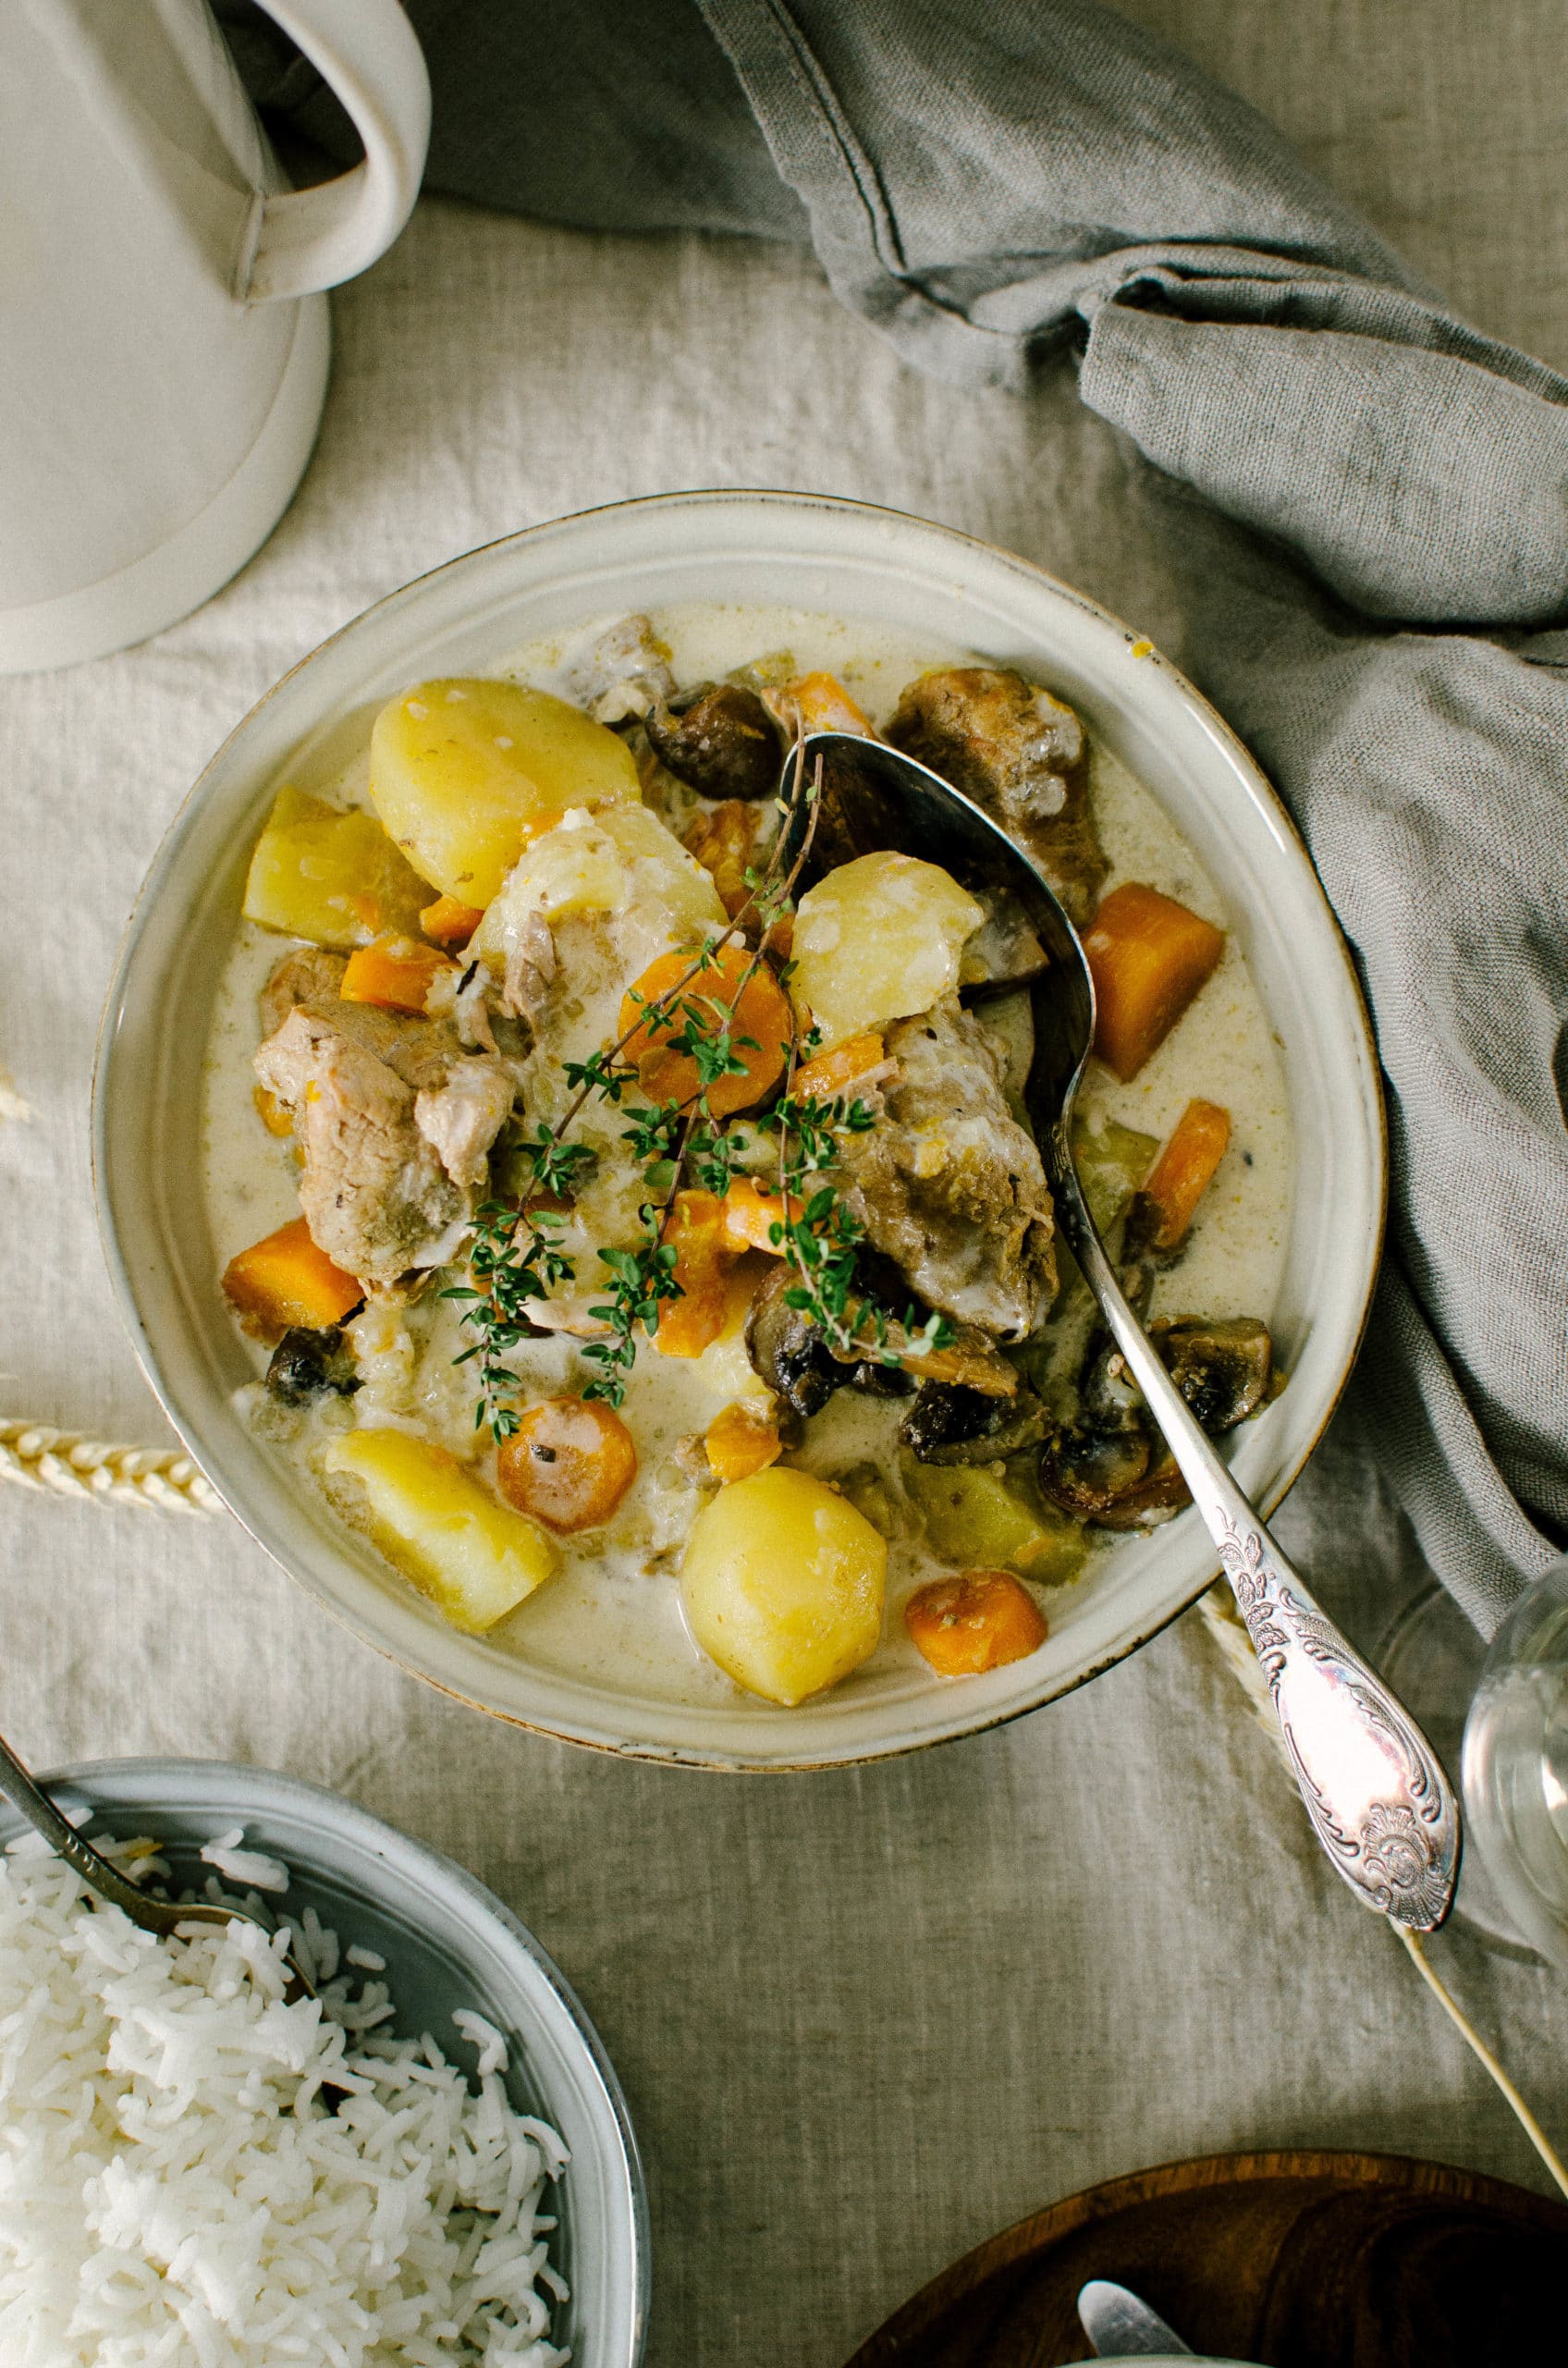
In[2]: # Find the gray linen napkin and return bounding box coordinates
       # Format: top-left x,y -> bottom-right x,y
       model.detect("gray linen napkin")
227,0 -> 1568,1635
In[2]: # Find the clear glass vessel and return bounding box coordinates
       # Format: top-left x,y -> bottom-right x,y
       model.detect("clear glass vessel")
1462,1557 -> 1568,1970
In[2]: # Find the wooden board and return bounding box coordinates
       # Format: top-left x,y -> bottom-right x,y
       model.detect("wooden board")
844,2150 -> 1568,2366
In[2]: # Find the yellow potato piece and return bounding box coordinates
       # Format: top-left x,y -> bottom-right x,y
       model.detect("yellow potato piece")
790,851 -> 984,1050
680,1466 -> 886,1705
242,785 -> 431,950
690,1257 -> 775,1401
324,1428 -> 556,1634
369,677 -> 640,905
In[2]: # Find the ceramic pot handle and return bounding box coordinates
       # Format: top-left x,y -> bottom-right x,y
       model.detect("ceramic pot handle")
239,0 -> 430,303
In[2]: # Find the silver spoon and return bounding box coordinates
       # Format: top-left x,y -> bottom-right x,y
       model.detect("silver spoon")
0,1729 -> 317,1995
788,730 -> 1461,1932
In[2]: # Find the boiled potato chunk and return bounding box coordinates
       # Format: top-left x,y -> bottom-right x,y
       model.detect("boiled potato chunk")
472,801 -> 724,958
323,1428 -> 556,1633
790,852 -> 984,1050
243,785 -> 430,950
905,1462 -> 1086,1585
370,677 -> 640,905
680,1467 -> 886,1705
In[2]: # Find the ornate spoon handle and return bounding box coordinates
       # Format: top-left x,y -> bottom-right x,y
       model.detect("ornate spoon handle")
0,1731 -> 173,1929
1048,1149 -> 1461,1932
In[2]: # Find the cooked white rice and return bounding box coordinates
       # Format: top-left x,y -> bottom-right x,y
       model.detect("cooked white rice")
0,1840 -> 571,2366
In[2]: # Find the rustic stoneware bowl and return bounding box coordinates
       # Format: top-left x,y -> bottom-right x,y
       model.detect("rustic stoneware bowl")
94,491 -> 1383,1768
0,1757 -> 647,2366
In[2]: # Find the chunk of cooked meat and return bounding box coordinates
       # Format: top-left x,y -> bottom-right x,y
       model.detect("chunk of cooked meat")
256,1010 -> 460,1286
834,998 -> 1056,1340
258,945 -> 348,1037
888,667 -> 1108,924
414,1061 -> 516,1190
899,1380 -> 1049,1465
647,684 -> 780,799
255,998 -> 517,1289
563,612 -> 673,723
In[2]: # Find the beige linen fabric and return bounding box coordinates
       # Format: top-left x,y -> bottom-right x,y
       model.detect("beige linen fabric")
1,18 -> 1565,2363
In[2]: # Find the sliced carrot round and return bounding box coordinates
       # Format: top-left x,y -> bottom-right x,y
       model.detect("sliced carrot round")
618,942 -> 790,1117
904,1568 -> 1047,1676
496,1397 -> 638,1532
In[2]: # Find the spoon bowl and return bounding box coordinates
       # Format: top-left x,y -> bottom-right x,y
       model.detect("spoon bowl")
794,729 -> 1462,1932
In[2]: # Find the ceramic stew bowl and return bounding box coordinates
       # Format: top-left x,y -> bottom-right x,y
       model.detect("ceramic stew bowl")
0,1758 -> 647,2367
93,491 -> 1383,1768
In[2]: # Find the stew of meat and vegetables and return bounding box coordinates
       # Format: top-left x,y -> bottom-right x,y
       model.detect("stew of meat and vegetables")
206,606 -> 1289,1709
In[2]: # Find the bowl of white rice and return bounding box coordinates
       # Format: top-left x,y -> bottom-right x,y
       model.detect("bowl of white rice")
0,1758 -> 647,2368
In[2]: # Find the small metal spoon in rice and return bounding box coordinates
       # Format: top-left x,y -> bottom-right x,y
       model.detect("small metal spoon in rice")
0,1726 -> 319,1998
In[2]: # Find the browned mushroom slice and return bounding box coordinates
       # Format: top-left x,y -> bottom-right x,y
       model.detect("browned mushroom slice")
899,1380 -> 1049,1465
888,666 -> 1108,925
1151,1316 -> 1273,1431
744,1266 -> 845,1419
645,683 -> 781,800
1037,1427 -> 1191,1528
743,1264 -> 1017,1418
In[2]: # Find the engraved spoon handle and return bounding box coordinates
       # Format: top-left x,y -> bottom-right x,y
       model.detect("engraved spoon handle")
0,1729 -> 178,1930
0,1731 -> 310,1986
1047,1145 -> 1461,1931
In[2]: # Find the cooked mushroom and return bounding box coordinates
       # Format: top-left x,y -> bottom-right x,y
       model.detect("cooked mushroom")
887,666 -> 1108,924
264,1325 -> 360,1406
744,1265 -> 845,1418
1038,1427 -> 1190,1528
645,683 -> 780,799
899,1379 -> 1049,1465
1152,1316 -> 1272,1431
1040,1311 -> 1273,1527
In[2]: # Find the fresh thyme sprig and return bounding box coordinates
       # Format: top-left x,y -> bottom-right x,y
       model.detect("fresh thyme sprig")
449,730 -> 822,1429
764,1058 -> 955,1372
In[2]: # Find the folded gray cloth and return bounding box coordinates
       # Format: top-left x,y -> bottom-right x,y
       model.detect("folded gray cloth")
227,0 -> 1568,1634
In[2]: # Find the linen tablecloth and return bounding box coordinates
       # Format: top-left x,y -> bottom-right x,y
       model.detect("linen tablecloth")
2,9 -> 1564,2362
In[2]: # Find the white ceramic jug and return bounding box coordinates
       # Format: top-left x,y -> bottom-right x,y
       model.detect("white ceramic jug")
0,0 -> 430,674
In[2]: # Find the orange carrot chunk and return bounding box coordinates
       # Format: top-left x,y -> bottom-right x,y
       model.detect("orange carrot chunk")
420,894 -> 484,947
1134,1098 -> 1231,1251
619,942 -> 790,1118
719,1176 -> 801,1254
496,1396 -> 638,1532
905,1569 -> 1048,1676
222,1216 -> 362,1343
765,670 -> 875,738
339,933 -> 455,1015
704,1401 -> 784,1483
791,1030 -> 886,1106
653,1190 -> 739,1357
1083,883 -> 1225,1082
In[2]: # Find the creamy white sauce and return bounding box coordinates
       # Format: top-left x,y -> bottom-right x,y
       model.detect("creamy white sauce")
202,603 -> 1291,1706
